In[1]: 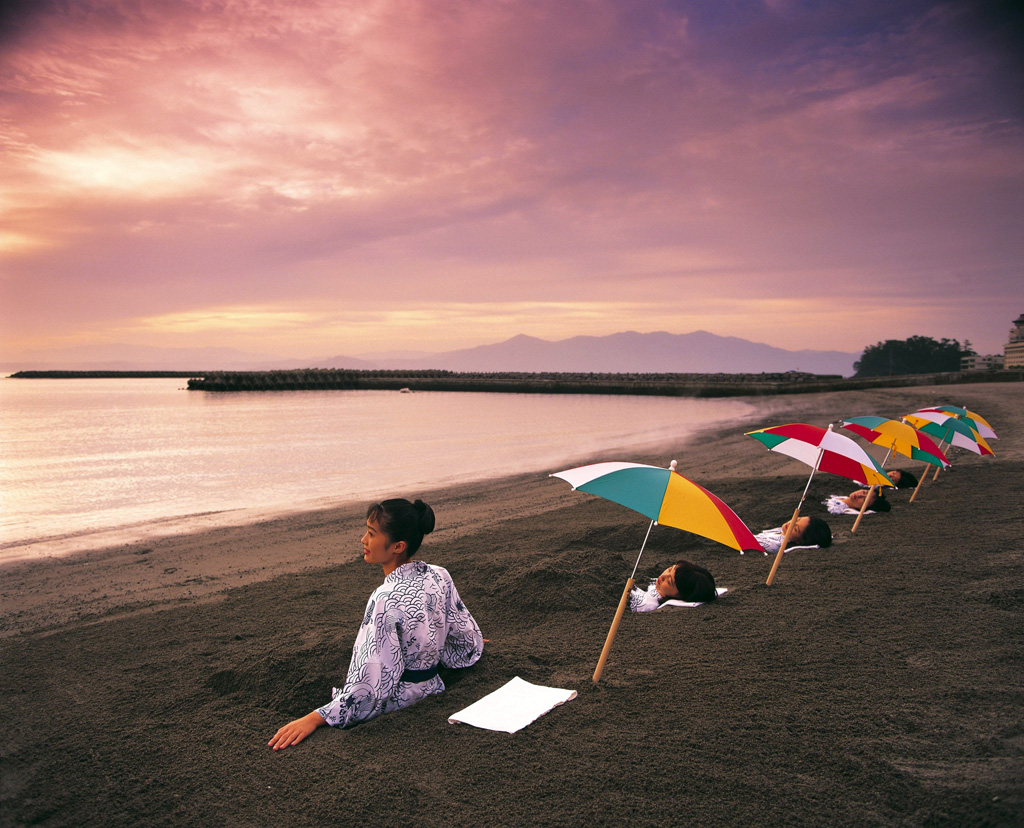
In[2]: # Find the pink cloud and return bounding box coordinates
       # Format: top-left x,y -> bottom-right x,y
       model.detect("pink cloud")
1,0 -> 1021,357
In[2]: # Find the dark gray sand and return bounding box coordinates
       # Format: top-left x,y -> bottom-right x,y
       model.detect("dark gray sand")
1,383 -> 1021,827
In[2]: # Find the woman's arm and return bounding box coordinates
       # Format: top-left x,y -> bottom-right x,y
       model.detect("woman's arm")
317,600 -> 405,729
440,576 -> 484,667
268,711 -> 326,751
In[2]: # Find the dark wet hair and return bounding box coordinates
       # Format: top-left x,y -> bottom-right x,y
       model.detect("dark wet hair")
890,469 -> 918,489
870,492 -> 891,512
804,517 -> 832,548
366,498 -> 435,557
671,559 -> 717,603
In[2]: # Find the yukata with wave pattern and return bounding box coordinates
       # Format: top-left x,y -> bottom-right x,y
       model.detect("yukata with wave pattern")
316,560 -> 483,728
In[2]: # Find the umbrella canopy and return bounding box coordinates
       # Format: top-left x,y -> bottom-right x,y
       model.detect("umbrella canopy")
920,405 -> 998,440
839,416 -> 949,468
551,461 -> 763,553
903,411 -> 994,456
745,422 -> 894,488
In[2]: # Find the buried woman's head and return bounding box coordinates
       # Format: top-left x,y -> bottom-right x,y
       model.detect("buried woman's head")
888,469 -> 918,489
781,516 -> 832,547
658,559 -> 717,603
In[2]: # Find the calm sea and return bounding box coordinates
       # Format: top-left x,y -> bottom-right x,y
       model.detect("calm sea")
0,379 -> 755,562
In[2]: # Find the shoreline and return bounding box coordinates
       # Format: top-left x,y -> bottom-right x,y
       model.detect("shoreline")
1,382 -> 1017,638
1,381 -> 1021,827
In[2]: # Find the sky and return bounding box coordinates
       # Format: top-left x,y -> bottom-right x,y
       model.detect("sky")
1,0 -> 1022,361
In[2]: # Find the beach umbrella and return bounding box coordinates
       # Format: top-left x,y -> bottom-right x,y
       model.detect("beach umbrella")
839,416 -> 949,467
745,423 -> 893,585
550,460 -> 763,682
920,405 -> 998,440
839,415 -> 949,528
903,409 -> 994,493
904,410 -> 994,456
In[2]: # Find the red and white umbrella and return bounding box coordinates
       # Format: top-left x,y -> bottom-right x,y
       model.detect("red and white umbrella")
745,423 -> 893,585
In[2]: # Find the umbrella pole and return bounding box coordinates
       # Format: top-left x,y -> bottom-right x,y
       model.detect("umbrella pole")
766,456 -> 820,586
909,460 -> 930,503
854,441 -> 892,532
766,504 -> 802,586
850,484 -> 875,534
592,577 -> 635,683
932,428 -> 954,481
593,520 -> 655,683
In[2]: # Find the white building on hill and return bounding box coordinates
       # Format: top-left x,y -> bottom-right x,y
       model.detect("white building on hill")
1005,312 -> 1024,371
961,353 -> 1004,371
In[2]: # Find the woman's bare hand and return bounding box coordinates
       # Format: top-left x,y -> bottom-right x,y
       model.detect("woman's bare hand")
268,711 -> 327,751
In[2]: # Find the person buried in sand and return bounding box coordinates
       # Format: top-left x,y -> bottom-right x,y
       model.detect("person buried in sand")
755,516 -> 833,555
823,487 -> 888,513
268,498 -> 484,751
629,559 -> 718,612
824,487 -> 891,515
887,468 -> 918,489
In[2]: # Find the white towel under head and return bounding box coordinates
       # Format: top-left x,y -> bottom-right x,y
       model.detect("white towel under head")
658,586 -> 728,609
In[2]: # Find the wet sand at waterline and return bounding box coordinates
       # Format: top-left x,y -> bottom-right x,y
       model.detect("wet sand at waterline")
1,383 -> 1021,827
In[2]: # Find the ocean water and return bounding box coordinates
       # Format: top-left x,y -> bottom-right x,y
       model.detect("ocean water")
0,379 -> 755,561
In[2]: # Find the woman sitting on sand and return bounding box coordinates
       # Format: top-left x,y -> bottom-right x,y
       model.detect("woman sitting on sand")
268,498 -> 483,751
887,469 -> 918,489
629,559 -> 717,612
755,516 -> 832,555
823,488 -> 891,515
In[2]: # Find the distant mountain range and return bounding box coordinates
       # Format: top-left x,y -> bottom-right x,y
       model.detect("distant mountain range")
2,331 -> 860,376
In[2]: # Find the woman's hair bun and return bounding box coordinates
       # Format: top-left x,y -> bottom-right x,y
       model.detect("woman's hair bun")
413,499 -> 436,535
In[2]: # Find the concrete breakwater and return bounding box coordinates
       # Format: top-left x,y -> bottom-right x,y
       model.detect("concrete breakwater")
182,368 -> 1021,396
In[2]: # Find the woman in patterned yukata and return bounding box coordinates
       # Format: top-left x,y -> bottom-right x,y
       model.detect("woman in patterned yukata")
268,498 -> 483,751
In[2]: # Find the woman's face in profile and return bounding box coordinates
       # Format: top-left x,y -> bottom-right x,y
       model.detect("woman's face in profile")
655,565 -> 680,599
847,489 -> 873,508
781,515 -> 810,543
361,518 -> 399,567
887,470 -> 902,486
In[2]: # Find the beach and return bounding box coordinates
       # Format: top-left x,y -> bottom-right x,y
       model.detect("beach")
1,382 -> 1021,827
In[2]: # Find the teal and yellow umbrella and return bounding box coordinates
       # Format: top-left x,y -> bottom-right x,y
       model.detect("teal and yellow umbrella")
839,415 -> 950,518
903,408 -> 994,496
840,415 -> 949,468
551,460 -> 762,681
918,405 -> 998,441
551,461 -> 762,553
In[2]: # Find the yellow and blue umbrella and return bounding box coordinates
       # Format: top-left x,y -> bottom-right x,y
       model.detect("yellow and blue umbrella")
840,415 -> 949,469
551,460 -> 762,681
904,411 -> 994,456
920,405 -> 998,441
838,415 -> 948,530
551,461 -> 762,553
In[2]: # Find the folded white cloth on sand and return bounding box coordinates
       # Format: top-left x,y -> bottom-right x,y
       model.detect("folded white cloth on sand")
657,587 -> 728,609
448,676 -> 577,733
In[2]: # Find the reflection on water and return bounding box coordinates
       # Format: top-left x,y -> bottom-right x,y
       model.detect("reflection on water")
0,379 -> 754,558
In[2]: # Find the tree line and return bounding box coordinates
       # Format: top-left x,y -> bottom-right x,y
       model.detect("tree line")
853,336 -> 974,378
